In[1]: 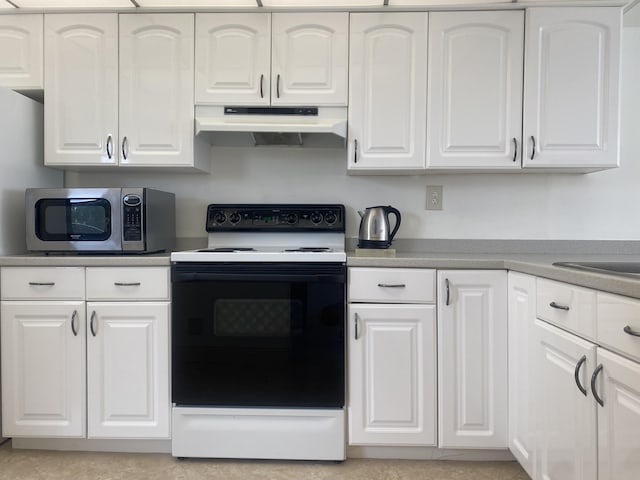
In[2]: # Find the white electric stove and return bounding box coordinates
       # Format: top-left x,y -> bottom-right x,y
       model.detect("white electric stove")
170,204 -> 347,461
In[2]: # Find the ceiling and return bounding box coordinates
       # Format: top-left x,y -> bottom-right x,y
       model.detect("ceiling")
0,0 -> 635,11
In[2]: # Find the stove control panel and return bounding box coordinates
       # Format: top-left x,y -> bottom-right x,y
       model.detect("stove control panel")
206,204 -> 345,232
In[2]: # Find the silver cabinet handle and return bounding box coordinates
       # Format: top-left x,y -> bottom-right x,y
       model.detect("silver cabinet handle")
29,281 -> 55,286
260,73 -> 264,98
574,355 -> 587,396
377,283 -> 406,288
512,137 -> 518,162
549,301 -> 570,311
122,136 -> 128,160
276,73 -> 281,98
591,363 -> 604,407
530,135 -> 536,160
354,139 -> 358,164
624,325 -> 640,337
90,310 -> 98,337
445,278 -> 451,306
71,310 -> 79,337
106,134 -> 113,159
354,312 -> 360,340
114,282 -> 141,287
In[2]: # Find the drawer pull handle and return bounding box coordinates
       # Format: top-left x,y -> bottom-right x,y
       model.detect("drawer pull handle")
623,325 -> 640,337
29,282 -> 55,286
549,301 -> 570,311
71,310 -> 79,337
90,311 -> 98,337
377,283 -> 406,288
114,282 -> 141,287
574,355 -> 587,396
591,363 -> 604,407
354,312 -> 360,340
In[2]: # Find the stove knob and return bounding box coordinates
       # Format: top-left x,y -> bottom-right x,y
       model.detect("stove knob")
213,212 -> 227,224
324,212 -> 337,225
285,213 -> 298,224
310,212 -> 323,224
229,212 -> 241,224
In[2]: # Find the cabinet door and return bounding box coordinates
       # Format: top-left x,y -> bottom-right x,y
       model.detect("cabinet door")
507,272 -> 536,478
86,302 -> 170,438
119,14 -> 194,167
348,304 -> 436,445
523,7 -> 621,169
437,270 -> 508,448
427,11 -> 523,169
597,348 -> 640,480
44,14 -> 118,166
271,12 -> 348,106
195,13 -> 270,106
348,13 -> 428,173
0,14 -> 43,90
534,319 -> 597,480
1,301 -> 85,437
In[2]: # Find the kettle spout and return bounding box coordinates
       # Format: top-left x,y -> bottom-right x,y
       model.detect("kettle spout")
358,210 -> 365,218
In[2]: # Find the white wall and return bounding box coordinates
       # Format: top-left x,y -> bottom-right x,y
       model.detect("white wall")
66,23 -> 640,242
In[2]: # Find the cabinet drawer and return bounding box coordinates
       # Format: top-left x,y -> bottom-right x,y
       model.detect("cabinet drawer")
348,268 -> 435,303
536,278 -> 596,340
597,292 -> 640,362
86,267 -> 169,301
1,267 -> 85,300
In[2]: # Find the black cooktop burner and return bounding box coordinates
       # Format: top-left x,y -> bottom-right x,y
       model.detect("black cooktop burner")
283,247 -> 332,253
197,247 -> 256,253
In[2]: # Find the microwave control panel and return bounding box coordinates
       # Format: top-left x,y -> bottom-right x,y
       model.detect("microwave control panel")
122,194 -> 143,241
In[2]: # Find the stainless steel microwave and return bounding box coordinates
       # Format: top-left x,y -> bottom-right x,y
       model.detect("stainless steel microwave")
25,188 -> 175,254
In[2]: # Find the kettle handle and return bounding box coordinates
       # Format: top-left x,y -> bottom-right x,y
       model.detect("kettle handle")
385,206 -> 402,242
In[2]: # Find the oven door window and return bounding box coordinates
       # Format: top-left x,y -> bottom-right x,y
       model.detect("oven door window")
172,263 -> 345,409
35,198 -> 111,241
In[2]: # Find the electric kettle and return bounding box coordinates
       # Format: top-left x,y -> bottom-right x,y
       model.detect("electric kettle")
357,205 -> 402,249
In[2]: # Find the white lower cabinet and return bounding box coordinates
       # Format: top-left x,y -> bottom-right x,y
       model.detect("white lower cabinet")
348,304 -> 437,445
347,267 -> 437,446
86,302 -> 170,439
534,319 -> 598,480
1,301 -> 86,437
437,270 -> 508,448
507,272 -> 536,478
1,266 -> 170,440
515,280 -> 640,480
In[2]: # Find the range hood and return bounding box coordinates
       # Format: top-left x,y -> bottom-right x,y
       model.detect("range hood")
195,105 -> 347,147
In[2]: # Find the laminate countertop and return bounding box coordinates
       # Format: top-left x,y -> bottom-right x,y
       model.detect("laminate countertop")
1,251 -> 639,299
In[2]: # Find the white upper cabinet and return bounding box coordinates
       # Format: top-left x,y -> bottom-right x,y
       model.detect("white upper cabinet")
523,7 -> 622,170
44,14 -> 118,167
44,13 -> 205,171
119,14 -> 195,167
195,13 -> 271,105
0,14 -> 43,90
348,13 -> 428,174
427,11 -> 524,170
195,12 -> 348,106
271,12 -> 348,106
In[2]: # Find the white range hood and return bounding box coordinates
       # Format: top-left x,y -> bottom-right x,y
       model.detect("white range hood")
194,105 -> 347,146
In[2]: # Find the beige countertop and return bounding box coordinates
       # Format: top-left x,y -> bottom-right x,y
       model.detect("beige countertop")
1,250 -> 639,299
347,252 -> 640,299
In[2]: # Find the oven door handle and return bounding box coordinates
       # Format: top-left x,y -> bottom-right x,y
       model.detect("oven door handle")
174,272 -> 345,283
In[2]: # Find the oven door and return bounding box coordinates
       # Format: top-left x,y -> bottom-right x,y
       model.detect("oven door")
171,262 -> 345,409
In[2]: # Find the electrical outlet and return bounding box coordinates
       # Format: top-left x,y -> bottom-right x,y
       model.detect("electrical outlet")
426,185 -> 443,210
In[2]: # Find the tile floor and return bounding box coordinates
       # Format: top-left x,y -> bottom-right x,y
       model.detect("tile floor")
0,440 -> 530,480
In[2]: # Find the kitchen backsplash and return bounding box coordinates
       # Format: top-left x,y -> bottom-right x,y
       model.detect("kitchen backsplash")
64,28 -> 640,243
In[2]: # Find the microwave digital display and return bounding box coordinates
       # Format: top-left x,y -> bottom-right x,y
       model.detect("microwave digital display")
35,198 -> 111,241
